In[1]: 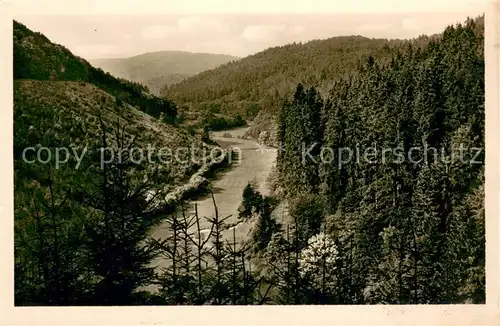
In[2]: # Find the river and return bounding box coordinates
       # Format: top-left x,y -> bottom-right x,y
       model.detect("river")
151,126 -> 277,268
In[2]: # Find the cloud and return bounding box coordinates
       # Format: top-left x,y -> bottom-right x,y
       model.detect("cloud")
291,25 -> 306,35
241,24 -> 289,42
240,24 -> 308,44
177,16 -> 227,34
73,44 -> 119,58
140,16 -> 229,43
401,18 -> 422,30
356,23 -> 393,32
24,13 -> 478,60
141,25 -> 177,40
122,33 -> 134,40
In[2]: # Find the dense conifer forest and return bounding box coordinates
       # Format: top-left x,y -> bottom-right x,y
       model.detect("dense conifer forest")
13,16 -> 484,305
274,16 -> 484,303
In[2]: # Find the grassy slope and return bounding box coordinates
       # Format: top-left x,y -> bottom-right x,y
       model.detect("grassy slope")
91,51 -> 239,95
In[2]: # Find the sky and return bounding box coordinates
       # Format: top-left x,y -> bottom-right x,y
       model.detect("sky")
14,1 -> 487,60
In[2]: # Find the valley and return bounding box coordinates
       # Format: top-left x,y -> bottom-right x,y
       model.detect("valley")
12,14 -> 486,306
152,126 -> 277,265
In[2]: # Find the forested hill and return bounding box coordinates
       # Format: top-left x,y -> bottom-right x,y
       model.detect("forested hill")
160,35 -> 414,119
13,21 -> 177,120
273,16 -> 484,303
90,51 -> 239,95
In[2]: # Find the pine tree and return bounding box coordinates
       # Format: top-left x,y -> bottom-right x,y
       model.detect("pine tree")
78,119 -> 166,305
239,182 -> 262,219
252,197 -> 281,251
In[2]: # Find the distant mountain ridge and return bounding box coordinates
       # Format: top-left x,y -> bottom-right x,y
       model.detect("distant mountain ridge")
90,51 -> 239,95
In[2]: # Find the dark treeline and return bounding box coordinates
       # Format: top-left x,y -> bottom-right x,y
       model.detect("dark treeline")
13,21 -> 178,121
275,17 -> 484,303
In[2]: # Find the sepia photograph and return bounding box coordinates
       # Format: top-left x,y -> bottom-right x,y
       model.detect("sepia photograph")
1,0 -> 499,324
